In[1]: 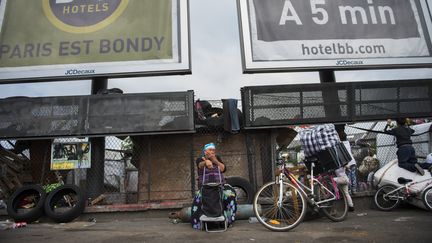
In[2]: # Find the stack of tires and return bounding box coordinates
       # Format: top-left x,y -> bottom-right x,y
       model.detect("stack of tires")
6,184 -> 86,223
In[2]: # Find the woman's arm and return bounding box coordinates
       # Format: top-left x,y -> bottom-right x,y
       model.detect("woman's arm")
198,158 -> 213,169
214,159 -> 225,172
384,120 -> 395,135
210,155 -> 225,172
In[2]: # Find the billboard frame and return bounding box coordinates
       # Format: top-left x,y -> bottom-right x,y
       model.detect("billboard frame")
0,0 -> 191,83
237,0 -> 432,73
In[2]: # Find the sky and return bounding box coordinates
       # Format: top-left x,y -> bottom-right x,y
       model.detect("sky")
1,0 -> 432,100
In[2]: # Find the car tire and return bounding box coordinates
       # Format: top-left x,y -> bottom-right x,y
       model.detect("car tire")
44,184 -> 86,223
7,184 -> 46,223
226,177 -> 254,204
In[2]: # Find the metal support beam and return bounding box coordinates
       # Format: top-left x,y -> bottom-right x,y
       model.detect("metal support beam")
190,134 -> 196,197
245,133 -> 257,191
319,70 -> 336,83
319,70 -> 342,120
86,77 -> 108,199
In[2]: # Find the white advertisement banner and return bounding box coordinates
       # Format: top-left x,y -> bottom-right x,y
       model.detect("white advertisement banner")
239,0 -> 432,71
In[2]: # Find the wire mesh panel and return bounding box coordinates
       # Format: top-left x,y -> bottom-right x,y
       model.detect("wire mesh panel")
242,83 -> 350,127
247,131 -> 273,189
86,92 -> 194,135
242,80 -> 432,128
0,96 -> 84,139
0,91 -> 194,139
353,81 -> 432,120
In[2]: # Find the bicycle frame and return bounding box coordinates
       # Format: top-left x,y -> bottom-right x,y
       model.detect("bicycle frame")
277,162 -> 339,208
384,177 -> 432,200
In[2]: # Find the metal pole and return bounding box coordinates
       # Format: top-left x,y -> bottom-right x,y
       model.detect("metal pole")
190,134 -> 195,197
319,70 -> 336,83
319,70 -> 342,119
270,129 -> 277,181
245,132 -> 257,191
147,138 -> 152,202
86,77 -> 108,199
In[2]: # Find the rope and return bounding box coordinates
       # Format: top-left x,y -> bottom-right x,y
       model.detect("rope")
347,125 -> 430,137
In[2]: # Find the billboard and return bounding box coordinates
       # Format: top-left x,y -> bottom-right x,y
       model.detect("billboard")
0,0 -> 190,82
51,141 -> 91,170
238,0 -> 432,72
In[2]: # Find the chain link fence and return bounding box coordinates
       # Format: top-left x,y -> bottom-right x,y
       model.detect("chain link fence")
1,108 -> 430,205
275,119 -> 431,194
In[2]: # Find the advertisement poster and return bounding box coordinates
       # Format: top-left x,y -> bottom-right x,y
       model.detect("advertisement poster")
0,0 -> 190,81
239,0 -> 432,71
51,141 -> 91,170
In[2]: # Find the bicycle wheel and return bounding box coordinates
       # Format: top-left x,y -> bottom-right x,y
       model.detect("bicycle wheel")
253,181 -> 306,231
421,186 -> 432,211
374,185 -> 400,211
317,179 -> 348,222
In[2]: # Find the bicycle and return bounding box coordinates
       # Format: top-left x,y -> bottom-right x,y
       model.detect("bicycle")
252,159 -> 348,231
374,176 -> 432,211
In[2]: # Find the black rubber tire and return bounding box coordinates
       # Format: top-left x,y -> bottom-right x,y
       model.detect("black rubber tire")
7,184 -> 46,223
421,186 -> 432,211
374,185 -> 400,211
253,181 -> 307,231
44,184 -> 86,223
226,177 -> 254,204
319,185 -> 348,222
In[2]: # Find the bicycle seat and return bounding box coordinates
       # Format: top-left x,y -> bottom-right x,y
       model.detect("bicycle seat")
397,177 -> 413,184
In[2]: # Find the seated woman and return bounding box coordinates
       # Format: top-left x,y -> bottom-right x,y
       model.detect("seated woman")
191,143 -> 237,230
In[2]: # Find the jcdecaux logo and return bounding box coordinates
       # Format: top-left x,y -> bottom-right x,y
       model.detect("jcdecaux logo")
43,0 -> 129,34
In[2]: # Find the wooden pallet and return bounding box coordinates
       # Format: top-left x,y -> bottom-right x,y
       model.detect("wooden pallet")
0,147 -> 28,198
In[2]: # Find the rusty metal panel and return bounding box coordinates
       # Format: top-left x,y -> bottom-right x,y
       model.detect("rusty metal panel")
0,91 -> 194,139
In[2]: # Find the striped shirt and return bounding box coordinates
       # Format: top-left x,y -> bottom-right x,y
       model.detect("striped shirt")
299,124 -> 340,157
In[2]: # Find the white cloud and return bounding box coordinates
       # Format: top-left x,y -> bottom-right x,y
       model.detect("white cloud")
0,80 -> 91,98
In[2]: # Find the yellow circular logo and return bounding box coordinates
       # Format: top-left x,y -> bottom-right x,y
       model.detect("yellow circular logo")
42,0 -> 129,34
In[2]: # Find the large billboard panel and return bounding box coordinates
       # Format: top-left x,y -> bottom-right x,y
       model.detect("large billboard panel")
0,0 -> 190,82
238,0 -> 432,72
